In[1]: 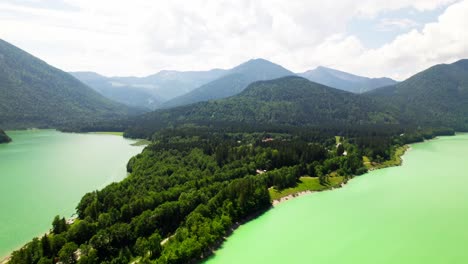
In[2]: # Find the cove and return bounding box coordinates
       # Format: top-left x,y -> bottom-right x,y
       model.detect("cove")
206,134 -> 468,264
0,130 -> 144,259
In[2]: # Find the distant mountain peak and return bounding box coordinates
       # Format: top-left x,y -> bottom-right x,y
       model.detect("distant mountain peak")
314,65 -> 332,71
454,58 -> 468,64
233,58 -> 285,70
453,58 -> 468,70
246,58 -> 271,63
161,58 -> 294,108
298,66 -> 397,94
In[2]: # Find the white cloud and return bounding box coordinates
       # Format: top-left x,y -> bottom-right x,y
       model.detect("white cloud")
0,0 -> 463,79
312,0 -> 468,80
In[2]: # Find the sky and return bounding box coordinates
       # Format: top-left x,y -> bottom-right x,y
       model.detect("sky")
0,0 -> 467,80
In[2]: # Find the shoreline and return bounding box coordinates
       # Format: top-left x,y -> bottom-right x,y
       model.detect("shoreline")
271,183 -> 346,207
200,209 -> 269,263
0,228 -> 54,264
204,179 -> 350,261
272,190 -> 315,206
1,256 -> 10,264
0,130 -> 145,264
271,144 -> 412,207
0,143 -> 409,264
269,134 -> 452,206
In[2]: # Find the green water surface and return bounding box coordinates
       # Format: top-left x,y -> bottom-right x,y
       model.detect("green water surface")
0,130 -> 143,258
207,134 -> 468,264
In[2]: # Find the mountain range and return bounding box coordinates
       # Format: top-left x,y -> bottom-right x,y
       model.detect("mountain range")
0,39 -> 140,129
160,58 -> 294,108
71,69 -> 227,110
298,66 -> 398,93
125,60 -> 468,138
124,76 -> 396,138
1,38 -> 468,136
69,71 -> 164,110
73,60 -> 397,110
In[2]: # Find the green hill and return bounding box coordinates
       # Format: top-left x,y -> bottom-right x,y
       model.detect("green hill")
0,39 -> 140,129
160,58 -> 295,108
0,129 -> 11,143
367,59 -> 468,130
126,76 -> 396,138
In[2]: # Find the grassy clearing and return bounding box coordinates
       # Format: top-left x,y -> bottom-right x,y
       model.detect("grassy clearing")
269,145 -> 409,202
269,176 -> 345,201
90,131 -> 124,136
335,136 -> 341,144
363,156 -> 372,169
364,145 -> 409,170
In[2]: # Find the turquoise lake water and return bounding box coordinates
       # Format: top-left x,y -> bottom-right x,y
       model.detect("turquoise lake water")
0,130 -> 143,258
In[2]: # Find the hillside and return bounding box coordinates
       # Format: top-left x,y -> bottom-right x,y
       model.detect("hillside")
160,58 -> 294,108
299,66 -> 397,93
126,76 -> 396,138
0,129 -> 11,143
0,39 -> 140,129
366,59 -> 468,130
72,69 -> 228,110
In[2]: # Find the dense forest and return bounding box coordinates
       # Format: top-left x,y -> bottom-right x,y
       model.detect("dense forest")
0,129 -> 11,143
8,123 -> 454,264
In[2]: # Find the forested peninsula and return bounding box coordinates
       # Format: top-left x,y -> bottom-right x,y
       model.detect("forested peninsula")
8,124 -> 454,264
0,129 -> 11,144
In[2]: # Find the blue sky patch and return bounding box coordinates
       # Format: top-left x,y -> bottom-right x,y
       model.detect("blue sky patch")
347,5 -> 450,49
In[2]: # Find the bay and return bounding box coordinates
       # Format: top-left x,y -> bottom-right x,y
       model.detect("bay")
0,130 -> 144,258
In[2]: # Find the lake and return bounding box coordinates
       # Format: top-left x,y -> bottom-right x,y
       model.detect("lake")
0,130 -> 144,259
206,134 -> 468,264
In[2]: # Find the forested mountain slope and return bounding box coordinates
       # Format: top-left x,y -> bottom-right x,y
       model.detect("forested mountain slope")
126,76 -> 397,138
0,39 -> 140,129
366,59 -> 468,130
